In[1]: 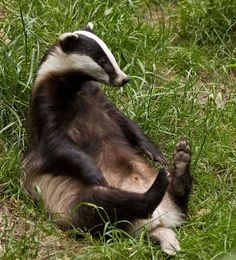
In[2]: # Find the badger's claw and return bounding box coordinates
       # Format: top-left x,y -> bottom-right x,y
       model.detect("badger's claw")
141,145 -> 167,166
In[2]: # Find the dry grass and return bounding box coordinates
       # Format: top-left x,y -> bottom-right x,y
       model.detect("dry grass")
0,199 -> 86,259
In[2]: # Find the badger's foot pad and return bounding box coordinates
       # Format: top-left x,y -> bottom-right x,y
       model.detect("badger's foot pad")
151,227 -> 180,256
173,140 -> 191,177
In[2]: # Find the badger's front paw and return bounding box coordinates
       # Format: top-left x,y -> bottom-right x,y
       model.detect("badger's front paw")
173,140 -> 191,176
141,142 -> 167,165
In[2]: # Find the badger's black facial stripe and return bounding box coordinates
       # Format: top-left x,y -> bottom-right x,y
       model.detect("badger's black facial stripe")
61,34 -> 117,82
37,30 -> 128,86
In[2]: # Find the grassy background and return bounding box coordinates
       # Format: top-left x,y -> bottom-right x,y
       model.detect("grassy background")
0,0 -> 236,259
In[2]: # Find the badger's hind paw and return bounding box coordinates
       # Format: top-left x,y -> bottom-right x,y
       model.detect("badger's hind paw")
173,140 -> 191,176
151,227 -> 180,256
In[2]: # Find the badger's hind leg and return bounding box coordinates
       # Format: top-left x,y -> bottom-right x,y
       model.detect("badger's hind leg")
150,140 -> 192,255
168,139 -> 193,213
23,168 -> 169,234
69,168 -> 169,233
135,140 -> 192,256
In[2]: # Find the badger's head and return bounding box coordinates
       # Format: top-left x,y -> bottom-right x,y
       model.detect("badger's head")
37,23 -> 129,87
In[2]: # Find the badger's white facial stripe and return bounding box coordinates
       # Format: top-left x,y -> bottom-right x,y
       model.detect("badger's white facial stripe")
74,30 -> 127,81
36,47 -> 109,83
37,30 -> 128,86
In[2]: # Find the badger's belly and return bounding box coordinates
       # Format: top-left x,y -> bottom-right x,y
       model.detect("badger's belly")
97,142 -> 157,193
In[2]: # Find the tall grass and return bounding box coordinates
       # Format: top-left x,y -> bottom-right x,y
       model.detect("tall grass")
0,0 -> 236,259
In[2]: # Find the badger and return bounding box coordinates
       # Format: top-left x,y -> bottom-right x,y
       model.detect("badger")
21,23 -> 193,256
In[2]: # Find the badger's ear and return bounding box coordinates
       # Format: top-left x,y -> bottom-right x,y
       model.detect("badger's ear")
82,22 -> 94,33
59,33 -> 79,53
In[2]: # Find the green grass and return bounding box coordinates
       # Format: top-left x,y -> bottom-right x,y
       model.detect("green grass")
0,0 -> 236,259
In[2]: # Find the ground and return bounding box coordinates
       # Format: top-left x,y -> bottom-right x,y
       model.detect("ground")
0,0 -> 236,259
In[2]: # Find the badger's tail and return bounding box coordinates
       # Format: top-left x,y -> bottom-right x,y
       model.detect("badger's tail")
67,168 -> 169,232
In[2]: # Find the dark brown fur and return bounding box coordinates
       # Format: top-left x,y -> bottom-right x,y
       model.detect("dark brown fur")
22,71 -> 172,231
22,70 -> 192,238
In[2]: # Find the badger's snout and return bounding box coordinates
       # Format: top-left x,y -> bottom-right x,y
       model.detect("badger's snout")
121,76 -> 129,86
112,71 -> 129,87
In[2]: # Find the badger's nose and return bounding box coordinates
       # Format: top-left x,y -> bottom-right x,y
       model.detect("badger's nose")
121,76 -> 129,86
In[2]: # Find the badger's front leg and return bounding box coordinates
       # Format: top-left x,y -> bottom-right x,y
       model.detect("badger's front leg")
123,117 -> 167,165
105,102 -> 166,165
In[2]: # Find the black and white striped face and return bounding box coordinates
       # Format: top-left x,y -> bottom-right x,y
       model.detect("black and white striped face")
37,24 -> 129,87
